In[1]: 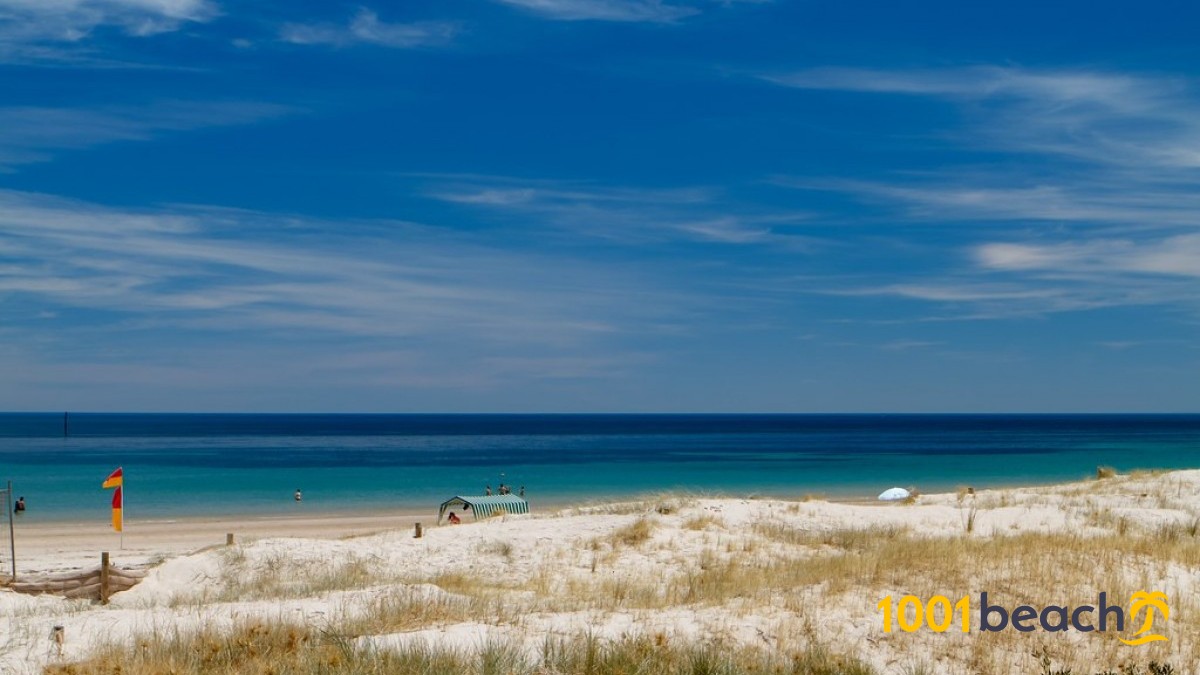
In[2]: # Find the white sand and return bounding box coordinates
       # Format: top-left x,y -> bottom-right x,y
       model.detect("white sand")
2,470 -> 1198,673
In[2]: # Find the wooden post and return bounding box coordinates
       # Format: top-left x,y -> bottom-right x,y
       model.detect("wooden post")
226,533 -> 235,546
100,552 -> 110,604
414,523 -> 423,538
6,480 -> 14,582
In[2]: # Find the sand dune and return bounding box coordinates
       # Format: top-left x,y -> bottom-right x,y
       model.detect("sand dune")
4,470 -> 1198,674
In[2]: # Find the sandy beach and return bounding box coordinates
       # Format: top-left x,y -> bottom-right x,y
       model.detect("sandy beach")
3,470 -> 1198,674
9,511 -> 429,576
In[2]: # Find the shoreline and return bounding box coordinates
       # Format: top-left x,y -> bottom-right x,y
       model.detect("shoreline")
4,469 -> 1102,527
6,471 -> 1126,576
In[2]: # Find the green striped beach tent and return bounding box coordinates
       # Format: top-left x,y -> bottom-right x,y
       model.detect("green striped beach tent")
438,495 -> 528,524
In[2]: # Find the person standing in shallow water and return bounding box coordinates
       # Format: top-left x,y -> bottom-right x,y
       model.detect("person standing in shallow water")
14,497 -> 25,514
485,485 -> 492,496
294,489 -> 302,502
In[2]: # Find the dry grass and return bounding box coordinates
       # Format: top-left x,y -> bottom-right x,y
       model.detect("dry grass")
475,539 -> 515,559
565,493 -> 697,517
681,513 -> 723,531
173,548 -> 392,604
1097,465 -> 1118,480
46,621 -> 876,675
396,512 -> 1200,671
607,516 -> 657,548
38,472 -> 1200,674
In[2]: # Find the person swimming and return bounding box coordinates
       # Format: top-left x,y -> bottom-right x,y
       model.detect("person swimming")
294,489 -> 302,502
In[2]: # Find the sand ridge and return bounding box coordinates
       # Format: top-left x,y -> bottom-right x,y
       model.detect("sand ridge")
2,470 -> 1198,674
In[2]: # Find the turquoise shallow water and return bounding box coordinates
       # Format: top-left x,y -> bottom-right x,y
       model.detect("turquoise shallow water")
1,414 -> 1198,524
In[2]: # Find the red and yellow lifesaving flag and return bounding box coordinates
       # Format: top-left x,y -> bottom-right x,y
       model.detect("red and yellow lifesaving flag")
102,467 -> 123,532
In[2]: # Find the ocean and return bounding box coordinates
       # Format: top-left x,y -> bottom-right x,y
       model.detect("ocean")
1,414 -> 1198,524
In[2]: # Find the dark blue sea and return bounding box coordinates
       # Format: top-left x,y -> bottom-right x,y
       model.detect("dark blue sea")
1,414 -> 1198,523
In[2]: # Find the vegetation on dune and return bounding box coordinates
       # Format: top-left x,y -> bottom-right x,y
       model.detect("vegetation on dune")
44,622 -> 874,675
38,474 -> 1200,674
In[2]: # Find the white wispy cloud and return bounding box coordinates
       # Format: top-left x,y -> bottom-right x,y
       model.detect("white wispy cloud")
879,340 -> 941,351
764,66 -> 1147,101
976,235 -> 1200,279
0,0 -> 216,62
0,188 -> 714,405
280,8 -> 458,48
818,278 -> 1195,318
0,189 -> 679,343
765,66 -> 1200,171
425,175 -> 810,245
490,0 -> 699,22
0,100 -> 294,169
826,283 -> 1061,303
777,177 -> 1200,229
0,0 -> 216,37
768,65 -> 1200,318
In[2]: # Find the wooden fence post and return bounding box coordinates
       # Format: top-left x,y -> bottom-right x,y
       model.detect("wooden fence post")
226,533 -> 235,546
414,523 -> 423,538
100,552 -> 110,605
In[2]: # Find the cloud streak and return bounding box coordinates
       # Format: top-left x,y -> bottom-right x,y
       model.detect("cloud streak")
490,0 -> 699,22
0,100 -> 294,169
425,175 -> 811,245
280,8 -> 458,49
778,178 -> 1200,229
976,235 -> 1200,279
765,66 -> 1200,172
768,66 -> 1200,318
0,0 -> 216,63
0,189 -> 680,344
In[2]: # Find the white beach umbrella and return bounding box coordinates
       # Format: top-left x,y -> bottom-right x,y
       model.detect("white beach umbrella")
877,487 -> 910,501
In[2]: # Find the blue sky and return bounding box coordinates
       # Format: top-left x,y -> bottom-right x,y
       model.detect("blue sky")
0,0 -> 1197,412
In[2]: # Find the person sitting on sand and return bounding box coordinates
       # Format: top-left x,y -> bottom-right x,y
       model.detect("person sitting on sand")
14,497 -> 25,514
448,511 -> 461,524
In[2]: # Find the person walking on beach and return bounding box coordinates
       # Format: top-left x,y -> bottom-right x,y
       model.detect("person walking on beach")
485,485 -> 492,496
294,489 -> 302,502
519,486 -> 525,498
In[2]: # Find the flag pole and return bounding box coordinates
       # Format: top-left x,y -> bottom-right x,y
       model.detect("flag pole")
102,467 -> 124,549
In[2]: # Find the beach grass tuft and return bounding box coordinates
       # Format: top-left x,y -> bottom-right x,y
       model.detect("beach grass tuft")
609,516 -> 657,548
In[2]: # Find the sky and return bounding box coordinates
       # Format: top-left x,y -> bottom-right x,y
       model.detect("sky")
0,0 -> 1198,412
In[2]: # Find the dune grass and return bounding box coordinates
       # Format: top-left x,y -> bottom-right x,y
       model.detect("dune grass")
41,472 -> 1200,674
45,621 -> 876,675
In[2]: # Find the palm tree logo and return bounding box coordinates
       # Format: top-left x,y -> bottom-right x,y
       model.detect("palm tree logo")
1119,591 -> 1169,646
